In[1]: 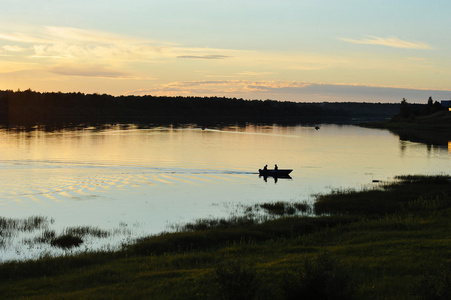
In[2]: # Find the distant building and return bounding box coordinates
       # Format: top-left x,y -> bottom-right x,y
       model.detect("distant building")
441,100 -> 451,111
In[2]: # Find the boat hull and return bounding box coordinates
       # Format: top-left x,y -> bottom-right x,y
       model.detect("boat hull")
258,169 -> 292,177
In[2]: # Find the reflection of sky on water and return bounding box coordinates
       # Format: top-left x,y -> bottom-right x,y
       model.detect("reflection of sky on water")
0,124 -> 450,261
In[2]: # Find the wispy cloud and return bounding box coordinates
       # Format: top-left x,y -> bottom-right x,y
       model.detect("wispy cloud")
406,57 -> 427,61
127,80 -> 314,97
1,45 -> 26,53
50,64 -> 133,78
0,26 -> 176,63
237,71 -> 274,76
0,32 -> 47,44
126,80 -> 451,103
340,36 -> 432,49
0,25 -> 244,69
177,55 -> 231,59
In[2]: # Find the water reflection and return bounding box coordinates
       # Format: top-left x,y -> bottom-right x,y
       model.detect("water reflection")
260,175 -> 292,183
392,127 -> 451,147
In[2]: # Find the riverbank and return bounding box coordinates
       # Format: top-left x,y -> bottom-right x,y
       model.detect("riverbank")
0,175 -> 450,299
359,110 -> 451,145
360,110 -> 451,129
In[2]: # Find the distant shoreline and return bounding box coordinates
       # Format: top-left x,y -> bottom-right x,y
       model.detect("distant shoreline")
0,89 -> 402,126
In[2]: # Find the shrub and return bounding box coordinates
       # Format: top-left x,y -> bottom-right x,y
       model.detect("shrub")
51,234 -> 83,249
412,268 -> 451,300
214,260 -> 258,300
283,252 -> 356,300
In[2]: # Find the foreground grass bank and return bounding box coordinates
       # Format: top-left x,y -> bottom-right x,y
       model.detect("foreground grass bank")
0,175 -> 450,299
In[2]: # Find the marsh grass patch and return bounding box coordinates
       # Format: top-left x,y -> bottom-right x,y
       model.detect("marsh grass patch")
1,216 -> 53,249
49,227 -> 111,249
175,216 -> 258,232
257,201 -> 312,216
0,216 -> 53,233
64,226 -> 110,238
51,234 -> 83,249
2,217 -> 135,259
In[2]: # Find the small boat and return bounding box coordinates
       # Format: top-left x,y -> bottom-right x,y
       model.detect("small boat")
258,169 -> 292,177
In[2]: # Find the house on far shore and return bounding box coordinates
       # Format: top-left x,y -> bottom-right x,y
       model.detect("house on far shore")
441,100 -> 451,111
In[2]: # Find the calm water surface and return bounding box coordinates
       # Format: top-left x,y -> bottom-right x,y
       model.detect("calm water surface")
0,124 -> 449,260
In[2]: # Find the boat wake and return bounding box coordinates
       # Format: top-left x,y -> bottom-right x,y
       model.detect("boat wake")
0,164 -> 259,205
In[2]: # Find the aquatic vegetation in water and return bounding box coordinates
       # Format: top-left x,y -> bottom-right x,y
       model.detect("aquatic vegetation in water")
168,201 -> 313,233
172,215 -> 258,232
257,201 -> 312,216
0,216 -> 53,234
64,226 -> 110,238
0,216 -> 137,261
0,216 -> 54,249
51,234 -> 83,249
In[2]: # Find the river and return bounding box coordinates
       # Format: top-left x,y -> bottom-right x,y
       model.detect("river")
0,123 -> 449,261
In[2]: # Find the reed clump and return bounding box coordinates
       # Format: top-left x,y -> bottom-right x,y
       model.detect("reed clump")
0,216 -> 52,234
50,234 -> 83,249
258,201 -> 312,216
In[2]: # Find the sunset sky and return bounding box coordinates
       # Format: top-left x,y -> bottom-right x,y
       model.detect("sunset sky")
1,0 -> 450,103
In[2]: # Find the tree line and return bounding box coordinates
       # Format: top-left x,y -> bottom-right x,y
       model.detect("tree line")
396,96 -> 444,119
0,89 -> 403,126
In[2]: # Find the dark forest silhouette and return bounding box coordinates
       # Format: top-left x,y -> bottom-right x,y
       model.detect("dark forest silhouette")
0,89 -> 407,126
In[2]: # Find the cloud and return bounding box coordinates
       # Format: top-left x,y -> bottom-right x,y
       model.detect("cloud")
0,26 -> 169,46
0,32 -> 47,44
0,25 -> 243,70
128,80 -> 313,97
50,65 -> 133,78
0,26 -> 176,63
237,71 -> 274,76
406,57 -> 427,61
340,36 -> 432,49
177,55 -> 231,59
1,45 -> 26,53
126,80 -> 451,103
0,25 -> 347,76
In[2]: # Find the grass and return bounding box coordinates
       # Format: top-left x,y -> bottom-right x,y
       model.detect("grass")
0,175 -> 450,299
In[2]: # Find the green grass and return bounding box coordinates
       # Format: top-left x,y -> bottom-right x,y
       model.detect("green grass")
0,175 -> 450,299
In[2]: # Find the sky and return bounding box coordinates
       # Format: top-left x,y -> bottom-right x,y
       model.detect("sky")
0,0 -> 450,103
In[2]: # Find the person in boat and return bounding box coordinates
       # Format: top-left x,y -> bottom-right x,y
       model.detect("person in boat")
274,164 -> 278,170
263,164 -> 268,171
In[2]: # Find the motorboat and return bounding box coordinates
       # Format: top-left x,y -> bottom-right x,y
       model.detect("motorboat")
258,169 -> 292,177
